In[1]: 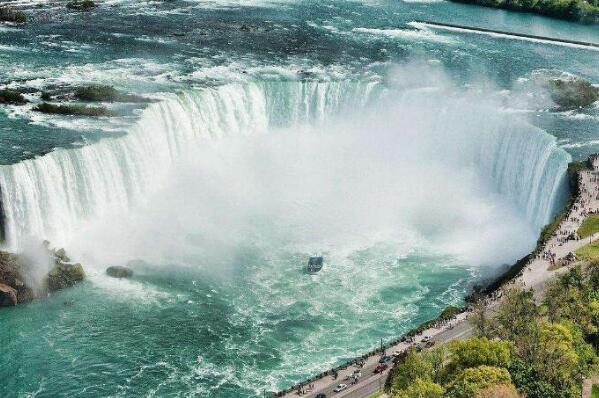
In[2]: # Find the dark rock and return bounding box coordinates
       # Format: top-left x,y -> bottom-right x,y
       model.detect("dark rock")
0,283 -> 17,306
106,266 -> 133,279
0,7 -> 27,23
74,85 -> 147,103
33,102 -> 113,117
548,77 -> 599,109
66,0 -> 96,11
46,262 -> 85,292
0,89 -> 27,105
54,248 -> 70,262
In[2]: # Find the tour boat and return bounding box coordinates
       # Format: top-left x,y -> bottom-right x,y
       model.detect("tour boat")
306,256 -> 324,274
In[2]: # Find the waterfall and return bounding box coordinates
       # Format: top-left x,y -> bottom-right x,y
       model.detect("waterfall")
0,80 -> 570,251
0,80 -> 381,250
475,119 -> 571,229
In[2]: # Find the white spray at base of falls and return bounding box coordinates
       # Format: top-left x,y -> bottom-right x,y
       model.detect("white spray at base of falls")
0,79 -> 570,261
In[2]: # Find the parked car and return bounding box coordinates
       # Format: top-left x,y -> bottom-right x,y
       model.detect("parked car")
374,364 -> 388,373
333,384 -> 348,392
425,340 -> 436,348
379,355 -> 391,363
391,350 -> 402,357
415,342 -> 423,352
352,370 -> 362,378
316,394 -> 326,398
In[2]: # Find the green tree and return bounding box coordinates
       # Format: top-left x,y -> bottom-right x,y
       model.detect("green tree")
531,321 -> 579,392
394,378 -> 444,398
447,337 -> 511,374
390,348 -> 433,391
490,288 -> 539,361
446,365 -> 512,398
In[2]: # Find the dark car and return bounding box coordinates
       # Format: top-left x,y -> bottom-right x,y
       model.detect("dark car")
315,394 -> 326,398
374,364 -> 388,373
379,355 -> 391,363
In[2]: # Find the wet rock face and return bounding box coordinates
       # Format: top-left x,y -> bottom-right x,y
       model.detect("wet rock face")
0,283 -> 17,306
106,266 -> 133,279
0,245 -> 85,307
47,262 -> 85,292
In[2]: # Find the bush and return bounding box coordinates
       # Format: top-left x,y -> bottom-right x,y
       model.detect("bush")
0,89 -> 27,105
33,102 -> 113,117
0,7 -> 27,23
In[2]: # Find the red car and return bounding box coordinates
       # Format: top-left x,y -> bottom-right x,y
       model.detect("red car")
374,364 -> 388,373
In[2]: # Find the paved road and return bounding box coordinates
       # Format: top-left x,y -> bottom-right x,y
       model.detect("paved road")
294,320 -> 473,398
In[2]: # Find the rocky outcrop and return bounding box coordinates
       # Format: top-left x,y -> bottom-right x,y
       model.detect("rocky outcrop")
548,77 -> 599,110
0,245 -> 85,307
47,262 -> 85,291
106,265 -> 133,279
532,70 -> 599,110
0,283 -> 17,306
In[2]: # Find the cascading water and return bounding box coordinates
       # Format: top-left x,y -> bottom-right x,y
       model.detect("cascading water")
0,79 -> 569,254
0,81 -> 381,250
0,78 -> 575,398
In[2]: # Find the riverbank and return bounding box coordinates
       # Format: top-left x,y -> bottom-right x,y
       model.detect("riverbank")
449,0 -> 599,25
414,20 -> 599,49
276,154 -> 599,398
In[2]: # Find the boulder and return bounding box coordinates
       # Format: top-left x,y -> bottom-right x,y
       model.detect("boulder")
548,78 -> 599,110
54,248 -> 70,262
46,262 -> 85,292
106,266 -> 133,279
0,283 -> 17,306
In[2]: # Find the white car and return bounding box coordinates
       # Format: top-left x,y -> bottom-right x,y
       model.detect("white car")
333,383 -> 348,392
391,350 -> 402,357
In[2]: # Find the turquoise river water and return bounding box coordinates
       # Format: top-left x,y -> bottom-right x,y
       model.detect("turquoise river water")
0,0 -> 598,397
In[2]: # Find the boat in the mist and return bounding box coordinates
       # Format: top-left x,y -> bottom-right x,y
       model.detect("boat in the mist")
306,256 -> 324,274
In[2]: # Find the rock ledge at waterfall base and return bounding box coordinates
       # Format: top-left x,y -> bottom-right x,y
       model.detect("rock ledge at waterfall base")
0,245 -> 85,307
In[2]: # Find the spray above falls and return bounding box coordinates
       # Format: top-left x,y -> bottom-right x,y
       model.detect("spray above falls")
0,78 -> 570,268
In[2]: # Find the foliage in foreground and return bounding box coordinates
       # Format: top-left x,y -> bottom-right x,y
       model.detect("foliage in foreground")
387,263 -> 599,398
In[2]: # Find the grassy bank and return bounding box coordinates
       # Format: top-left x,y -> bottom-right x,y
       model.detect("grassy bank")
578,215 -> 599,239
450,0 -> 599,24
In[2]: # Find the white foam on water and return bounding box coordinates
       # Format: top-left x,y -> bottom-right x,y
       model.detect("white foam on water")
353,26 -> 456,44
